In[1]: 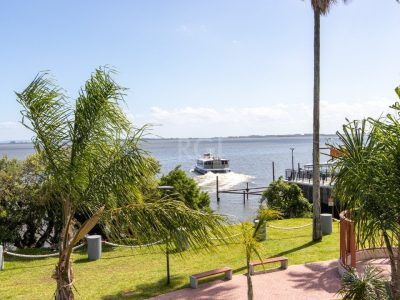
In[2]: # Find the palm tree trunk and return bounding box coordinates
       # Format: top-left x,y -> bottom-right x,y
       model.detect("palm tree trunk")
53,201 -> 75,300
246,258 -> 253,300
390,230 -> 400,299
312,7 -> 322,242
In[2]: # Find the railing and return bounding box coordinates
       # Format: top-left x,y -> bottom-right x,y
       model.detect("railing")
285,168 -> 335,185
339,211 -> 356,268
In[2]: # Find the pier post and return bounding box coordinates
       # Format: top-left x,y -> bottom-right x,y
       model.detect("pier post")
272,161 -> 275,181
298,163 -> 300,179
243,191 -> 246,204
216,176 -> 220,203
246,182 -> 249,200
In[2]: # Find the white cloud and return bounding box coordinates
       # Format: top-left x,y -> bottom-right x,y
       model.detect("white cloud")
134,99 -> 395,138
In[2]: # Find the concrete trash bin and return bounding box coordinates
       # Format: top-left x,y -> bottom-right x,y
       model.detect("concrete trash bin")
86,235 -> 102,261
321,213 -> 332,235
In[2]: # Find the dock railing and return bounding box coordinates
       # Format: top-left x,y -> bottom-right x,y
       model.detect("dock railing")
285,163 -> 336,185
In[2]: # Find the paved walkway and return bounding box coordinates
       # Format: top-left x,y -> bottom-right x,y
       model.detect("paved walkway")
151,260 -> 342,300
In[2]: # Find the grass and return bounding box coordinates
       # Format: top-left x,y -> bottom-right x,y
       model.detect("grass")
0,218 -> 340,299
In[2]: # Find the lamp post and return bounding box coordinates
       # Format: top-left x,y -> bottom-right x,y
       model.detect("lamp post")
158,185 -> 174,285
290,147 -> 295,180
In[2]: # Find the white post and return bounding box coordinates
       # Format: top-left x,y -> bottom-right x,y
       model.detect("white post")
0,245 -> 4,270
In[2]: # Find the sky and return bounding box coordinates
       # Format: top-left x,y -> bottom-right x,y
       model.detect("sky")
0,0 -> 399,140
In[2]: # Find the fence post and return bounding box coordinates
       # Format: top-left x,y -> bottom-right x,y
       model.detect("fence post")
0,245 -> 4,270
349,222 -> 356,268
216,176 -> 220,203
340,218 -> 345,265
272,161 -> 275,181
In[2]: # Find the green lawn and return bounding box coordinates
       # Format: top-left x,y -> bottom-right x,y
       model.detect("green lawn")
0,218 -> 340,299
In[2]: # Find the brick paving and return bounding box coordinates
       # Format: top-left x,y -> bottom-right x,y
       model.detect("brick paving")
151,260 -> 342,300
151,258 -> 392,300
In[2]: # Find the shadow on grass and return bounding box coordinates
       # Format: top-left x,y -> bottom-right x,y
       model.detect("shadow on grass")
273,240 -> 320,257
101,275 -> 185,300
74,247 -> 164,264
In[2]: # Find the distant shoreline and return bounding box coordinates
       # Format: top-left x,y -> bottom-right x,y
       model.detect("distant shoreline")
0,133 -> 337,144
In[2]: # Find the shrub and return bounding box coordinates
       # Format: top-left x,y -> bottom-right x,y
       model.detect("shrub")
261,177 -> 311,218
338,265 -> 388,300
0,154 -> 62,248
159,166 -> 210,211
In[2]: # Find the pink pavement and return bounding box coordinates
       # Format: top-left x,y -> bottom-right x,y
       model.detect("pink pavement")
151,260 -> 342,300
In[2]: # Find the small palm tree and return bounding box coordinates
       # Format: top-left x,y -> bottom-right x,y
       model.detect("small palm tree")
338,265 -> 388,300
241,208 -> 281,300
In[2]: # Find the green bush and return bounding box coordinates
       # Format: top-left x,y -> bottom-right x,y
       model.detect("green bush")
0,154 -> 62,248
159,166 -> 210,211
261,177 -> 311,218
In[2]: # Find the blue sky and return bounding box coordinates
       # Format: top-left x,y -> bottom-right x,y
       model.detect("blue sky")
0,0 -> 399,140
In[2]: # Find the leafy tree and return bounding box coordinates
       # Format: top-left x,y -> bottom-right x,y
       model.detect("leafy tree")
331,86 -> 400,299
261,177 -> 311,218
16,67 -> 226,300
338,265 -> 388,300
0,154 -> 62,248
159,166 -> 210,211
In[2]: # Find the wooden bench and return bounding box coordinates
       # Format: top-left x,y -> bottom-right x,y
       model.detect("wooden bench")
190,267 -> 233,288
249,256 -> 288,275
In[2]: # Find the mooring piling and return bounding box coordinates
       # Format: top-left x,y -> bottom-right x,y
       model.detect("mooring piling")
216,175 -> 220,203
272,161 -> 275,181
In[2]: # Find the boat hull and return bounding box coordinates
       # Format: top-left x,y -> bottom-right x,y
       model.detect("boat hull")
194,166 -> 231,174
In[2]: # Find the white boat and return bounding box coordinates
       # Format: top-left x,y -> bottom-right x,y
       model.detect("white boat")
194,153 -> 231,174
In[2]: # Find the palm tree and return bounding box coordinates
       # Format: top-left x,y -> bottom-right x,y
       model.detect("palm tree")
338,265 -> 388,300
332,88 -> 400,298
309,0 -> 348,242
241,208 -> 281,300
16,67 -> 227,300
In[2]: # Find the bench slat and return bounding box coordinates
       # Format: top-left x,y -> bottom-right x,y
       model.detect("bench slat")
191,267 -> 232,279
250,256 -> 288,266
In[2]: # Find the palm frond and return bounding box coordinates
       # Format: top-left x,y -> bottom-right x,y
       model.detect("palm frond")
338,265 -> 388,300
102,199 -> 228,250
15,73 -> 71,176
77,128 -> 157,215
70,67 -> 129,172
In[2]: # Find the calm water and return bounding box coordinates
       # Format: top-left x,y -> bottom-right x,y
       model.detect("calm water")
0,136 -> 336,221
